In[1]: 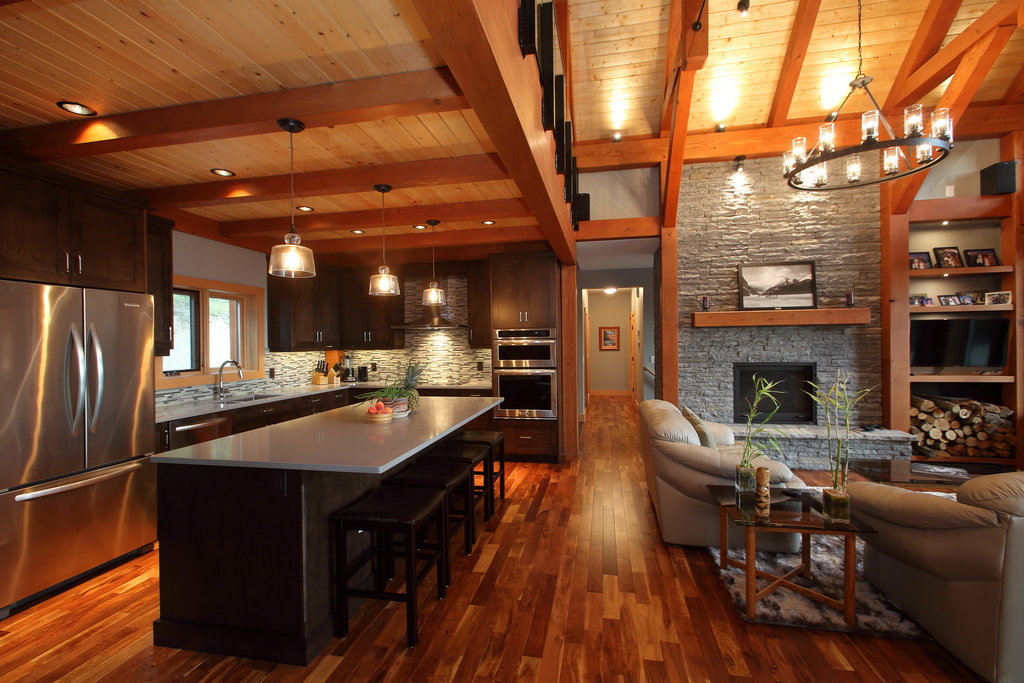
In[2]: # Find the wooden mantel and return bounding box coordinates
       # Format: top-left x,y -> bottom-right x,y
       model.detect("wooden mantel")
692,308 -> 872,327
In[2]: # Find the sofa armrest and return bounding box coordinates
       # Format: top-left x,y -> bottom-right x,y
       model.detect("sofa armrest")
702,420 -> 735,446
654,439 -> 795,483
848,481 -> 1000,529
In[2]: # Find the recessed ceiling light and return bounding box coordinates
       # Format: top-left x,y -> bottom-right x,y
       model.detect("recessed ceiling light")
296,205 -> 314,212
481,220 -> 496,225
604,287 -> 617,294
351,229 -> 365,235
210,168 -> 236,177
613,132 -> 622,142
56,100 -> 97,117
413,224 -> 428,230
941,220 -> 949,225
715,123 -> 726,133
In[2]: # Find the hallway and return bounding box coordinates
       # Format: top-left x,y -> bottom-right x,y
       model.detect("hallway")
0,397 -> 976,681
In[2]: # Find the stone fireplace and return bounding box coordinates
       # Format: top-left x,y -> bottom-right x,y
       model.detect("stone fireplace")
733,363 -> 816,424
673,156 -> 910,468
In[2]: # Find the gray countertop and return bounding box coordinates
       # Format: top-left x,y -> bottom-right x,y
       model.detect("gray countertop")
152,396 -> 502,474
156,381 -> 493,423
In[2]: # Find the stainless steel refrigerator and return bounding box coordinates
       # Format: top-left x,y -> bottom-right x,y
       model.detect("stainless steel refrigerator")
0,280 -> 156,617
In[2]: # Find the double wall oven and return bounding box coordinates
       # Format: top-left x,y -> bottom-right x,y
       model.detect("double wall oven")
492,328 -> 557,419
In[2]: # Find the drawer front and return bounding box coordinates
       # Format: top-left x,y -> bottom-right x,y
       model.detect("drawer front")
498,420 -> 556,454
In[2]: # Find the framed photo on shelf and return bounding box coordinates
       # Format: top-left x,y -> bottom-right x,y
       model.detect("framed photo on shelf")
737,261 -> 817,310
932,246 -> 964,268
956,290 -> 986,305
909,252 -> 933,269
598,326 -> 620,350
909,293 -> 928,306
938,294 -> 961,306
963,248 -> 1000,267
985,291 -> 1012,305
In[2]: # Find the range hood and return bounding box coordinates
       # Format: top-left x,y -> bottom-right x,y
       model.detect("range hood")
392,303 -> 467,330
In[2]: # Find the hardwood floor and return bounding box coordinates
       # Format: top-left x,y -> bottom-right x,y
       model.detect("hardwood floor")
0,396 -> 980,682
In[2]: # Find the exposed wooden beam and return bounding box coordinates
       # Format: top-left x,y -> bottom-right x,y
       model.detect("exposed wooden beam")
0,69 -> 465,161
415,0 -> 575,265
767,0 -> 822,127
890,0 -> 1019,109
220,198 -> 531,238
559,263 -> 578,461
150,209 -> 270,253
577,138 -> 668,171
326,240 -> 550,266
662,0 -> 708,136
553,0 -> 575,124
907,196 -> 1014,223
660,0 -> 685,136
139,154 -> 507,210
1004,62 -> 1024,104
891,24 -> 1016,213
662,70 -> 696,228
576,217 -> 661,241
682,0 -> 709,71
305,226 -> 546,255
882,0 -> 963,113
659,228 -> 679,404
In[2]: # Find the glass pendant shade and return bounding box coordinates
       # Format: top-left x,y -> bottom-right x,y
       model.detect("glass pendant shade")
847,154 -> 862,183
904,104 -> 923,136
818,123 -> 835,152
861,110 -> 879,141
268,231 -> 315,278
369,265 -> 400,295
791,137 -> 807,163
422,282 -> 446,305
883,147 -> 900,175
931,107 -> 952,142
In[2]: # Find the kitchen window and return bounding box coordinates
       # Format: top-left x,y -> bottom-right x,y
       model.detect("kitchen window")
155,276 -> 265,391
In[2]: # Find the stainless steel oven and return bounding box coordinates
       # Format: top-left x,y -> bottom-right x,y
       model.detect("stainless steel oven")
492,328 -> 558,369
493,368 -> 557,419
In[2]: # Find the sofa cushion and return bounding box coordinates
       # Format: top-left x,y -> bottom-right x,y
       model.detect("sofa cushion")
640,400 -> 699,445
679,404 -> 717,449
957,472 -> 1024,517
656,440 -> 795,483
849,481 -> 1000,529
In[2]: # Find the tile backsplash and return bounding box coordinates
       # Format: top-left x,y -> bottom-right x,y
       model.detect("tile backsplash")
156,276 -> 490,406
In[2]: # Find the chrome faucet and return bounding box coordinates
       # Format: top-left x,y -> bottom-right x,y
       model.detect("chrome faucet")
215,360 -> 243,399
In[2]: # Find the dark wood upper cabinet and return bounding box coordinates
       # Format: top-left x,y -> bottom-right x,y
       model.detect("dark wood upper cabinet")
339,266 -> 405,350
267,263 -> 341,351
490,253 -> 558,328
0,166 -> 145,293
466,261 -> 491,348
147,214 -> 175,356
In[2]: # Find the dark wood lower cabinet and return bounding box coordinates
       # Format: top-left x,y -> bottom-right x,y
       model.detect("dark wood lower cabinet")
496,419 -> 558,462
154,463 -> 378,665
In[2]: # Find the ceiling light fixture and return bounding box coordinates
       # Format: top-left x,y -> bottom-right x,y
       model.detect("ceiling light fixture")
783,0 -> 951,191
351,229 -> 365,234
737,0 -> 749,16
268,118 -> 315,279
481,219 -> 496,225
296,205 -> 314,212
735,155 -> 746,172
210,168 -> 236,177
613,132 -> 622,142
604,287 -> 617,294
715,123 -> 726,133
368,184 -> 400,296
422,219 -> 446,306
56,100 -> 96,116
413,224 -> 428,230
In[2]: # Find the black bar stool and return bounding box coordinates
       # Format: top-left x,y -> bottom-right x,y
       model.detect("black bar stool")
451,430 -> 506,500
420,443 -> 494,521
383,460 -> 475,586
331,485 -> 447,648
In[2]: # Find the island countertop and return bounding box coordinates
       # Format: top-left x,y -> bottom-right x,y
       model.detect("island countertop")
151,395 -> 502,474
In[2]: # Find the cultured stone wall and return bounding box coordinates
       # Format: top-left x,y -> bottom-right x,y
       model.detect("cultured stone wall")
675,156 -> 907,468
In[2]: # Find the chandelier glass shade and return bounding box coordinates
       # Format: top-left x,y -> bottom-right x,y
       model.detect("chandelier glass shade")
783,77 -> 952,191
269,118 -> 316,278
422,219 -> 446,306
368,184 -> 400,296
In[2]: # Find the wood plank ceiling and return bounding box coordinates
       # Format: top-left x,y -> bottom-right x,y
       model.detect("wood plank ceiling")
0,0 -> 1020,260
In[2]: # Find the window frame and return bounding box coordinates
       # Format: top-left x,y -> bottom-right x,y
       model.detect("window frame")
155,276 -> 265,391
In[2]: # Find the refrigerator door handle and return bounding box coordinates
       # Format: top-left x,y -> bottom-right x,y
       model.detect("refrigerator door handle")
13,462 -> 143,502
86,323 -> 106,433
65,323 -> 86,436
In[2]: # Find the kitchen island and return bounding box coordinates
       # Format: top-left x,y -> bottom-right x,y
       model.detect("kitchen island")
151,396 -> 501,665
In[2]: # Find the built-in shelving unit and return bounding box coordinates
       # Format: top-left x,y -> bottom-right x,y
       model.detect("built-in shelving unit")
910,374 -> 1013,383
909,304 -> 1012,313
909,265 -> 1013,278
691,308 -> 871,327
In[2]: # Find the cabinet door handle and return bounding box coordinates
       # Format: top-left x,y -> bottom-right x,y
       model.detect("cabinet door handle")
524,311 -> 529,323
368,331 -> 373,342
308,398 -> 321,403
261,408 -> 275,414
77,255 -> 83,275
168,325 -> 173,342
518,311 -> 522,323
64,252 -> 71,274
519,435 -> 533,440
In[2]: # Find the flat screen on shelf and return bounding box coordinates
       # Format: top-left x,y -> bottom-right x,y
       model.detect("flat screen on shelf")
910,318 -> 1010,367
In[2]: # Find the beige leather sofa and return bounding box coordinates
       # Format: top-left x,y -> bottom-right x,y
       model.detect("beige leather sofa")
849,473 -> 1024,683
637,399 -> 805,549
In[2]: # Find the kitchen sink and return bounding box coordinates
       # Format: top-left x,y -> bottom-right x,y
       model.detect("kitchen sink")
225,394 -> 282,404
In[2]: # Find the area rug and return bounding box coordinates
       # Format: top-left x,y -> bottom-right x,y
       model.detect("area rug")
707,490 -> 956,639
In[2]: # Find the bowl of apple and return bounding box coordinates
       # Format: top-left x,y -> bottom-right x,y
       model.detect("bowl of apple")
365,401 -> 394,423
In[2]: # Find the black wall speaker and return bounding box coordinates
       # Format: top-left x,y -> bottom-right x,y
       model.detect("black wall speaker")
980,160 -> 1017,196
576,193 -> 591,222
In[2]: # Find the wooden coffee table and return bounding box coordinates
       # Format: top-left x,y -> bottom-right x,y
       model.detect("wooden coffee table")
706,485 -> 875,626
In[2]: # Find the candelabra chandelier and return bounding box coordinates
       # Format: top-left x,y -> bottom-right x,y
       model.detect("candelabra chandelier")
783,0 -> 952,191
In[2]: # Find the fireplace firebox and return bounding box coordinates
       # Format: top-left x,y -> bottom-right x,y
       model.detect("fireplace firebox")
733,363 -> 816,424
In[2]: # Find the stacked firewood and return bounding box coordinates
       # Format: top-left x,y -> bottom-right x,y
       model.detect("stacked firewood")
910,395 -> 1016,459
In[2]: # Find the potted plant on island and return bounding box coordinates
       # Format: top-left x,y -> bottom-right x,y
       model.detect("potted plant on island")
737,375 -> 784,491
807,370 -> 874,523
400,362 -> 425,412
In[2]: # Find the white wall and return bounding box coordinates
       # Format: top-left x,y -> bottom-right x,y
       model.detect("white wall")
578,168 -> 660,219
916,139 -> 1002,199
172,231 -> 268,289
587,289 -> 632,391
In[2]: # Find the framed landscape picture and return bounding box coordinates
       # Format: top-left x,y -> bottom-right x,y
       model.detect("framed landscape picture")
599,326 -> 619,350
738,261 -> 817,310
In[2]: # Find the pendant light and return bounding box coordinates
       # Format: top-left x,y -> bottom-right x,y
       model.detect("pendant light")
268,118 -> 316,278
422,219 -> 446,306
368,184 -> 400,296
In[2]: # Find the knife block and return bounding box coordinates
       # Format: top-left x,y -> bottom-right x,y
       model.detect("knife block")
312,373 -> 328,385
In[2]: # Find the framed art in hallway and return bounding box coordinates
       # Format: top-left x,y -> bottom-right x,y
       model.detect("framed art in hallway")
599,326 -> 619,350
738,261 -> 817,310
